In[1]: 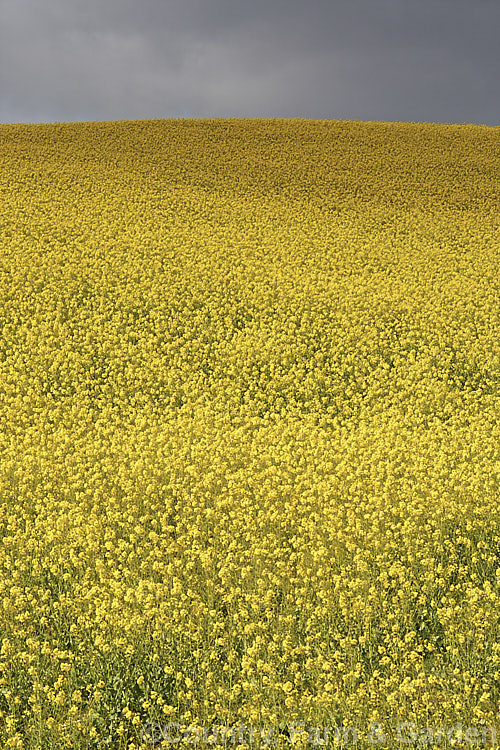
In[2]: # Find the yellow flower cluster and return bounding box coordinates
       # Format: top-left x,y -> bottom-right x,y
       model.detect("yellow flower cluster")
0,118 -> 499,749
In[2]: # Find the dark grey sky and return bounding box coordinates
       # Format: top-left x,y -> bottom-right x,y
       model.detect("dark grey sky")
0,0 -> 498,125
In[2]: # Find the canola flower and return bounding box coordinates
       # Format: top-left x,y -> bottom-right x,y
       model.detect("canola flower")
0,117 -> 499,748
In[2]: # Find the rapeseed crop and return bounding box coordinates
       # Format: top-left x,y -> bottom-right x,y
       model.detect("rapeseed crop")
0,118 -> 499,748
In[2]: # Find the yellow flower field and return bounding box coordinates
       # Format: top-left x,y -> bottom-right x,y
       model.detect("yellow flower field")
0,118 -> 499,748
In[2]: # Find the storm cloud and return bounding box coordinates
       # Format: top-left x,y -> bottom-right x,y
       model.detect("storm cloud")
0,0 -> 498,125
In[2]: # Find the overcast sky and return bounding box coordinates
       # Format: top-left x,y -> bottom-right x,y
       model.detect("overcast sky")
0,0 -> 498,126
